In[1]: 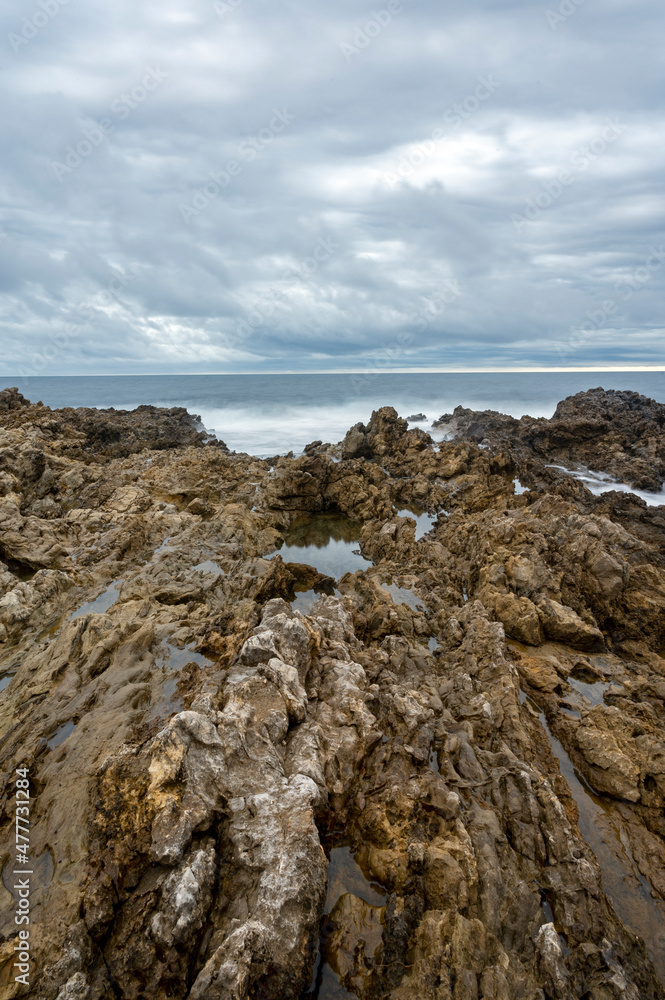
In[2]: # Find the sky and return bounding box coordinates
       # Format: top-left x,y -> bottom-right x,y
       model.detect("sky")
0,0 -> 664,376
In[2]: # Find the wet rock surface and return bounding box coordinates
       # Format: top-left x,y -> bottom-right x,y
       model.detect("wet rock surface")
1,387 -> 664,999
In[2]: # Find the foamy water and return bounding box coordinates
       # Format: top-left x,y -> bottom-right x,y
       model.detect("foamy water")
547,465 -> 665,506
6,372 -> 665,456
194,400 -> 556,455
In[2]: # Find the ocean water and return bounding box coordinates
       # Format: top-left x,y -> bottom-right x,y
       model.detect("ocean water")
546,465 -> 665,507
5,371 -> 665,457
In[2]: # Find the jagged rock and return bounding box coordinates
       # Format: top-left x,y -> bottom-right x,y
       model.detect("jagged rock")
341,406 -> 431,461
494,592 -> 543,645
435,387 -> 665,492
1,388 -> 665,1000
0,387 -> 30,410
536,596 -> 604,651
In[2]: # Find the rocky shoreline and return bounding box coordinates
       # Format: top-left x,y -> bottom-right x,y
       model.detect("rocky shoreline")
1,385 -> 664,1000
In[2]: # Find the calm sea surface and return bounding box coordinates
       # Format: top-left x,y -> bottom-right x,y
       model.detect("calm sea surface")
5,372 -> 665,456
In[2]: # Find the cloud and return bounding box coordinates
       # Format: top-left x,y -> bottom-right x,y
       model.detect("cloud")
0,0 -> 664,374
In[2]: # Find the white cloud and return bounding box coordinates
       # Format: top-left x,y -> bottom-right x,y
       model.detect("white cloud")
0,0 -> 664,374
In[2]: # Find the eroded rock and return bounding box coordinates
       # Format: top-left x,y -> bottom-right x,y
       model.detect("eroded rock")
1,389 -> 664,1000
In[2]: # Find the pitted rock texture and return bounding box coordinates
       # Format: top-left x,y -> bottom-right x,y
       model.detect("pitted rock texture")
434,387 -> 665,492
0,388 -> 664,1000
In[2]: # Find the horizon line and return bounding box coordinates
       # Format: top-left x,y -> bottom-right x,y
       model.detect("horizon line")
4,365 -> 665,377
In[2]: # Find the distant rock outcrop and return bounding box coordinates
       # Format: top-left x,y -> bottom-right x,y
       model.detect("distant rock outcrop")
434,387 -> 665,490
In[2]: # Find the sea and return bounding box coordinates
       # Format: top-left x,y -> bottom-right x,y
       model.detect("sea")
5,371 -> 665,458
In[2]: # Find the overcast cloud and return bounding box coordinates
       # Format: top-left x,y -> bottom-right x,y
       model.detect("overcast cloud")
0,0 -> 663,375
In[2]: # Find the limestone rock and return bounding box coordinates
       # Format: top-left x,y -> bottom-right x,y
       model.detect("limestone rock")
494,592 -> 543,645
536,596 -> 604,651
1,388 -> 664,1000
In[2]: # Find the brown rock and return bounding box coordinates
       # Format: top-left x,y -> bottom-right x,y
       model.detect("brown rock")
536,596 -> 604,651
494,593 -> 543,645
1,390 -> 664,1000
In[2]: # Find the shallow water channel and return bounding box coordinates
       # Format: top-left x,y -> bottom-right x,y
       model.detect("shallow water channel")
521,691 -> 665,981
148,639 -> 213,719
47,719 -> 77,749
70,580 -> 122,619
303,844 -> 388,999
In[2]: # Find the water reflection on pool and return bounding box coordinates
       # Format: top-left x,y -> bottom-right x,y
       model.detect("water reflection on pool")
70,580 -> 122,619
292,588 -> 343,614
47,719 -> 76,750
568,675 -> 610,707
397,507 -> 437,541
272,514 -> 373,580
381,580 -> 425,611
147,639 -> 213,720
303,844 -> 387,999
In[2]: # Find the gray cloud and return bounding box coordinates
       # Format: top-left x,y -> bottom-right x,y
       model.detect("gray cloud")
0,0 -> 663,374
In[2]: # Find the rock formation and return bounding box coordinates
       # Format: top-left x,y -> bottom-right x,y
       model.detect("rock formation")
0,387 -> 664,999
433,386 -> 665,492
